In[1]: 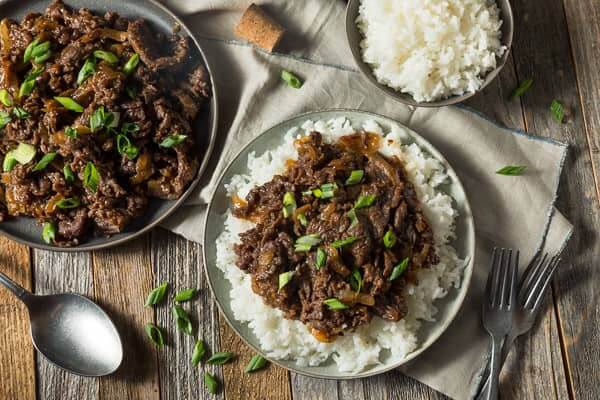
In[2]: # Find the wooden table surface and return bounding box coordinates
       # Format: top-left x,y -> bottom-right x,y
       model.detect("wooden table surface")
1,0 -> 599,399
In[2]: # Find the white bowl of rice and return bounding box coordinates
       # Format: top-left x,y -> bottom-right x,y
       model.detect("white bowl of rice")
346,0 -> 514,107
203,110 -> 475,378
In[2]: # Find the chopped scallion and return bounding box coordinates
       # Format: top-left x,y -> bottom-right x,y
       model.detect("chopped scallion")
54,96 -> 84,113
389,258 -> 409,281
2,151 -> 17,172
32,152 -> 57,172
331,236 -> 358,249
83,161 -> 100,192
345,170 -> 364,186
383,230 -> 396,249
42,222 -> 56,244
93,50 -> 119,65
323,298 -> 348,310
0,89 -> 13,106
278,271 -> 294,291
281,70 -> 303,89
282,191 -> 296,218
123,53 -> 140,75
55,197 -> 81,209
13,143 -> 36,164
77,56 -> 96,86
144,323 -> 165,347
315,247 -> 326,269
354,194 -> 376,209
63,164 -> 75,184
160,134 -> 188,148
496,165 -> 527,176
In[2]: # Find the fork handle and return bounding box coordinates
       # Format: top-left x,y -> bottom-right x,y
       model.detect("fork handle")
485,335 -> 504,400
475,332 -> 517,399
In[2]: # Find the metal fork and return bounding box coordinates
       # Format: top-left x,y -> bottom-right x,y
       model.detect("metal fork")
481,248 -> 519,400
476,252 -> 562,399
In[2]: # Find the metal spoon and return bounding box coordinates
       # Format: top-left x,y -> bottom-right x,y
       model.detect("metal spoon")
0,271 -> 123,376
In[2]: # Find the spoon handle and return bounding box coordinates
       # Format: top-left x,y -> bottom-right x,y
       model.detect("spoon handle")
0,271 -> 30,301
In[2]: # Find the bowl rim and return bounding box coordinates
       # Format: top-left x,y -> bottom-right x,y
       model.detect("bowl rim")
0,0 -> 219,252
345,0 -> 514,108
202,108 -> 476,379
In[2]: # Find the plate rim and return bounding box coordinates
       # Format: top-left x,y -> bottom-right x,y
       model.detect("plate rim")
203,108 -> 475,379
0,0 -> 219,252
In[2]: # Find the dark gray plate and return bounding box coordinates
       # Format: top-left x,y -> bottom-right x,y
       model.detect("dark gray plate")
203,110 -> 475,378
0,0 -> 218,251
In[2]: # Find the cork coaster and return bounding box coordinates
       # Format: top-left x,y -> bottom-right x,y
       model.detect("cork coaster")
234,3 -> 285,53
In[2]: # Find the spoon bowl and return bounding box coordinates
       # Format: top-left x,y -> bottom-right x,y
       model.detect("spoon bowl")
0,272 -> 123,376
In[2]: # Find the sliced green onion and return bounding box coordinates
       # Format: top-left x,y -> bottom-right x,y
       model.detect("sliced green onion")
354,194 -> 376,209
54,97 -> 84,113
144,323 -> 165,347
90,106 -> 116,132
297,213 -> 308,226
77,56 -> 96,86
174,288 -> 198,303
550,99 -> 564,123
278,271 -> 294,291
207,351 -> 234,365
204,372 -> 218,394
294,233 -> 321,252
347,208 -> 358,228
281,70 -> 303,89
55,197 -> 81,209
33,51 -> 52,64
245,354 -> 268,373
389,258 -> 409,281
18,67 -> 45,98
116,134 -> 139,160
32,152 -> 57,172
23,38 -> 41,63
13,107 -> 30,119
173,304 -> 193,335
383,230 -> 396,249
323,298 -> 348,310
312,188 -> 323,198
160,134 -> 188,148
126,85 -> 138,99
301,190 -> 313,196
83,161 -> 100,192
64,126 -> 78,138
123,53 -> 140,75
13,143 -> 36,164
121,122 -> 139,135
63,164 -> 75,184
331,236 -> 358,249
42,222 -> 57,244
510,79 -> 533,100
144,282 -> 169,306
30,41 -> 51,58
345,170 -> 364,186
0,89 -> 13,106
191,340 -> 205,366
496,165 -> 527,176
93,50 -> 119,65
0,111 -> 11,129
349,268 -> 362,293
315,247 -> 327,269
3,151 -> 17,172
282,191 -> 296,218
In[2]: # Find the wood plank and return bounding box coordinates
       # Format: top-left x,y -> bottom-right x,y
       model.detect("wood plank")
0,238 -> 35,400
151,228 -> 225,399
218,314 -> 292,400
92,236 -> 160,400
33,249 -> 98,399
509,0 -> 600,399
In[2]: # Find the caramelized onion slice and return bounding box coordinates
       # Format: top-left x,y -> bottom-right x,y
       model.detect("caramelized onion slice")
337,289 -> 375,307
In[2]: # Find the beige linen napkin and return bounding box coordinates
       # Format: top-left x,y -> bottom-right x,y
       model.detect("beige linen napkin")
159,1 -> 574,399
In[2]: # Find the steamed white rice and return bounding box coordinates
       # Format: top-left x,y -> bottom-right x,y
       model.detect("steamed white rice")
357,0 -> 505,102
216,117 -> 463,373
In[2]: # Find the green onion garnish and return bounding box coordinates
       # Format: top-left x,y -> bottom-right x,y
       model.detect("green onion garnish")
55,197 -> 81,209
90,106 -> 116,132
496,165 -> 527,176
345,170 -> 364,186
204,372 -> 218,394
24,39 -> 52,64
93,50 -> 119,65
144,282 -> 169,307
383,230 -> 396,249
144,323 -> 165,347
550,99 -> 564,123
13,143 -> 36,164
297,213 -> 308,226
2,151 -> 17,172
510,79 -> 533,100
282,191 -> 296,218
278,271 -> 294,291
42,222 -> 56,244
0,89 -> 13,106
349,268 -> 362,293
160,134 -> 188,148
54,97 -> 84,113
294,233 -> 321,252
319,182 -> 338,199
64,127 -> 78,138
0,111 -> 12,129
281,70 -> 303,89
245,354 -> 268,373
207,352 -> 234,365
174,288 -> 198,303
173,304 -> 193,335
18,66 -> 44,98
389,258 -> 409,281
315,247 -> 327,269
116,134 -> 139,160
23,38 -> 41,63
63,164 -> 75,184
13,107 -> 30,119
331,236 -> 358,249
77,56 -> 96,86
83,161 -> 100,192
354,194 -> 376,209
121,122 -> 140,135
347,208 -> 358,227
191,340 -> 206,366
123,53 -> 140,75
32,152 -> 57,172
323,298 -> 348,310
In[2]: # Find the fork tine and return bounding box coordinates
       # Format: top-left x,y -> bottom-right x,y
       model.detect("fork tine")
485,248 -> 499,305
519,252 -> 548,302
524,255 -> 557,309
528,256 -> 561,311
492,248 -> 505,306
500,249 -> 512,307
508,250 -> 519,308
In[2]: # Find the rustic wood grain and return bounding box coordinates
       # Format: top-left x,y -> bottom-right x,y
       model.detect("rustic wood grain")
33,250 -> 98,399
0,238 -> 35,400
92,236 -> 160,400
151,228 -> 225,400
510,0 -> 600,399
218,313 -> 292,400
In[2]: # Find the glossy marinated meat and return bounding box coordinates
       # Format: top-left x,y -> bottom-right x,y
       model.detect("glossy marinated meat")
0,0 -> 211,245
233,132 -> 439,341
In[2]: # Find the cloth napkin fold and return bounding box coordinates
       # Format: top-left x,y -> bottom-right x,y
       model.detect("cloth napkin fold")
159,1 -> 574,398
